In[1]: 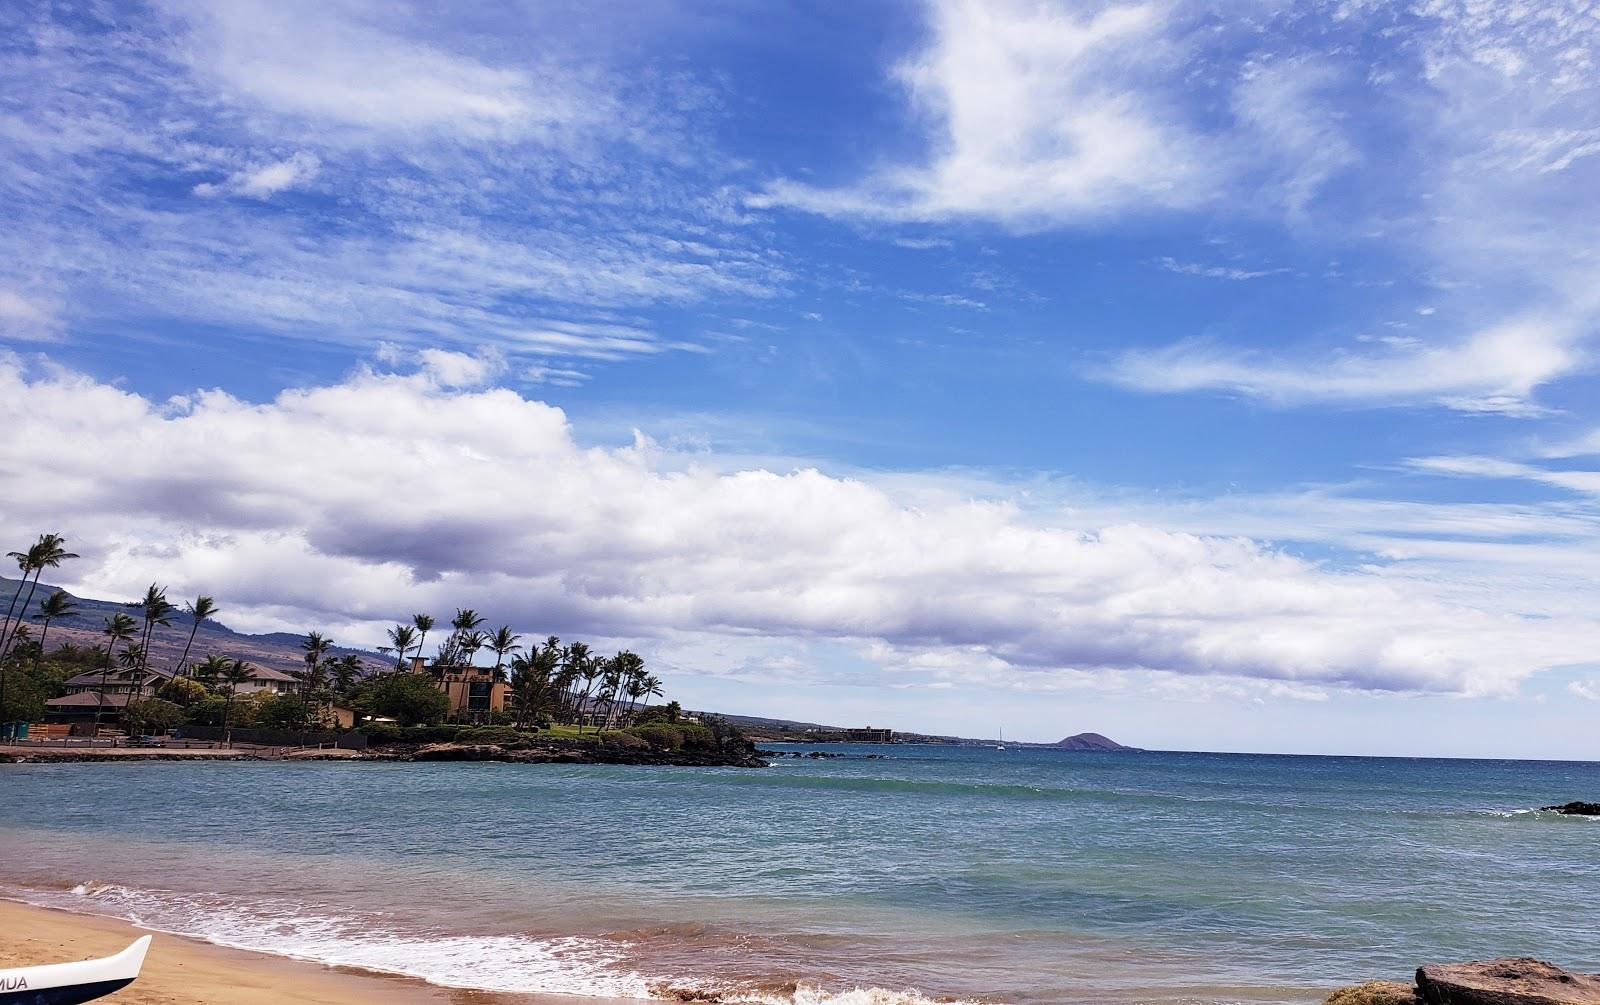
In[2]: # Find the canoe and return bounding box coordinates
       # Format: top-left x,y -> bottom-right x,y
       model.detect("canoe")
0,935 -> 151,1004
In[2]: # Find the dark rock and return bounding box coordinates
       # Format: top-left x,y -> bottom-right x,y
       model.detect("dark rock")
1540,802 -> 1600,816
1416,958 -> 1600,1005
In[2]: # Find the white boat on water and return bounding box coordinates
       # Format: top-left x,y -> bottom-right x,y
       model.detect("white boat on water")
0,935 -> 151,1004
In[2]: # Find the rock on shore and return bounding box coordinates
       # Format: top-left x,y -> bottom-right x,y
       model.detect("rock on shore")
1325,959 -> 1600,1005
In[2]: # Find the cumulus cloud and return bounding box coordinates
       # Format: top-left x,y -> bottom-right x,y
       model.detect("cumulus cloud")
2,352 -> 1592,698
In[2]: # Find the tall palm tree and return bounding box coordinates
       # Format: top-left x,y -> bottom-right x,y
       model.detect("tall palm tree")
96,612 -> 139,737
0,534 -> 79,664
175,595 -> 219,677
218,658 -> 255,747
129,584 -> 176,675
28,590 -> 77,674
0,551 -> 34,665
411,613 -> 435,662
386,624 -> 417,672
330,653 -> 362,697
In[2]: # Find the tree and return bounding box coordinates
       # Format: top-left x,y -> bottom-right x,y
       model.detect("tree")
217,658 -> 256,746
123,698 -> 184,736
358,672 -> 449,726
155,676 -> 209,707
192,653 -> 230,689
412,613 -> 435,662
175,595 -> 219,677
386,624 -> 417,672
489,626 -> 522,680
96,612 -> 139,736
29,590 -> 76,673
330,653 -> 362,697
298,631 -> 334,730
129,584 -> 176,675
0,534 -> 79,665
639,674 -> 664,713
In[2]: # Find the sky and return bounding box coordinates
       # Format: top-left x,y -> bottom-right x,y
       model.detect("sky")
1,0 -> 1598,758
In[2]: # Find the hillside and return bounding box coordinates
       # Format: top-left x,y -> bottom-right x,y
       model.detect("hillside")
1,578 -> 389,678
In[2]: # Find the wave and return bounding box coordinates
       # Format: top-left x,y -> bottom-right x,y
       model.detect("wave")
1478,808 -> 1600,823
9,881 -> 986,1005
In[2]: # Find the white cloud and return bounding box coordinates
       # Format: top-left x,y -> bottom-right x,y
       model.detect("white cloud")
1101,315 -> 1582,415
193,152 -> 319,199
1158,257 -> 1289,281
755,0 -> 1218,227
1406,455 -> 1600,497
160,0 -> 581,139
0,289 -> 60,342
1571,680 -> 1600,701
2,352 -> 1593,698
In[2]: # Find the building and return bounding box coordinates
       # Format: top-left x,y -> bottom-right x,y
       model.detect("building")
409,656 -> 510,723
229,666 -> 297,696
844,726 -> 895,743
44,666 -> 174,732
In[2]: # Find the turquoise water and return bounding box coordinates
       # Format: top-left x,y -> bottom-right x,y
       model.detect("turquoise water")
2,746 -> 1597,1004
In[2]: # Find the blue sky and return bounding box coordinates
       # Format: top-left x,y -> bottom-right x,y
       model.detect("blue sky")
2,0 -> 1598,757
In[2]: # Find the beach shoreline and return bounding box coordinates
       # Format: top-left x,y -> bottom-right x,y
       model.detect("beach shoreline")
0,899 -> 646,1005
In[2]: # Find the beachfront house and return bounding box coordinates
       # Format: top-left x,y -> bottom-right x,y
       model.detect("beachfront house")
44,665 -> 175,732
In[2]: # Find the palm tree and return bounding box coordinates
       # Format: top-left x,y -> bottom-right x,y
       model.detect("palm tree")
129,584 -> 176,675
218,658 -> 255,747
330,653 -> 362,697
96,612 -> 139,737
489,626 -> 522,680
175,596 -> 219,677
386,624 -> 417,672
192,653 -> 230,688
638,674 -> 664,717
28,590 -> 77,674
412,613 -> 435,662
0,551 -> 34,665
298,631 -> 333,730
0,534 -> 79,664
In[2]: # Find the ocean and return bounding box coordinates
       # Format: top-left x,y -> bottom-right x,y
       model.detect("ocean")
2,746 -> 1597,1004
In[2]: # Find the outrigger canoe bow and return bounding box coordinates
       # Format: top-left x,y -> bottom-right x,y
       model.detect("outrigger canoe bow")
0,935 -> 151,1004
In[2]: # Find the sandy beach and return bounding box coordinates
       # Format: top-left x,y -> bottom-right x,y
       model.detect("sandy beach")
0,900 -> 521,1005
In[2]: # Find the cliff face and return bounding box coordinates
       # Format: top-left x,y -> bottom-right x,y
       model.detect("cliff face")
1054,732 -> 1136,751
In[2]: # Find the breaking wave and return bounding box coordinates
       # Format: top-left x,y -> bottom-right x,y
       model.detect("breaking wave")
10,881 -> 985,1005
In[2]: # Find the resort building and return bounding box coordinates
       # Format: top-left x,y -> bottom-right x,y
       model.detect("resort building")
44,665 -> 174,732
408,656 -> 511,723
845,726 -> 895,743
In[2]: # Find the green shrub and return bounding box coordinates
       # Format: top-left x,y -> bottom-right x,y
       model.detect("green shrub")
123,698 -> 184,735
457,726 -> 531,747
628,723 -> 683,751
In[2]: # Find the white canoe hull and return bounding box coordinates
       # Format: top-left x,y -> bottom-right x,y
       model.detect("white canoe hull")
0,935 -> 150,1004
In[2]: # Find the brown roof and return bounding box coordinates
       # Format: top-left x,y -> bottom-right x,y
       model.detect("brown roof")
46,692 -> 133,708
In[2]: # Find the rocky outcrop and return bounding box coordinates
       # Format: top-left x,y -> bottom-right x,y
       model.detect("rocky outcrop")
1415,959 -> 1600,1005
1539,801 -> 1600,816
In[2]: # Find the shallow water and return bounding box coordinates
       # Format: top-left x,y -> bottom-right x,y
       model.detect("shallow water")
1,746 -> 1596,1004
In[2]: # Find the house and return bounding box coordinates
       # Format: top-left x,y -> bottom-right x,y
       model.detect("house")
44,665 -> 173,732
228,666 -> 297,696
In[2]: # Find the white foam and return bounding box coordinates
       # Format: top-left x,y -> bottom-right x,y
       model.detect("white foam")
45,881 -> 659,998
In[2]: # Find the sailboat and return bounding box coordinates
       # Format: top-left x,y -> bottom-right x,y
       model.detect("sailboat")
995,727 -> 1005,751
0,935 -> 151,1004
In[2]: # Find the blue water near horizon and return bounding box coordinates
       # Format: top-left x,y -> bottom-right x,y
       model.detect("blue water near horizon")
2,745 -> 1597,1004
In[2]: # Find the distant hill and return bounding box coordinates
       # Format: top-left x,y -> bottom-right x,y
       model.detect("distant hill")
0,578 -> 390,678
1054,732 -> 1137,751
